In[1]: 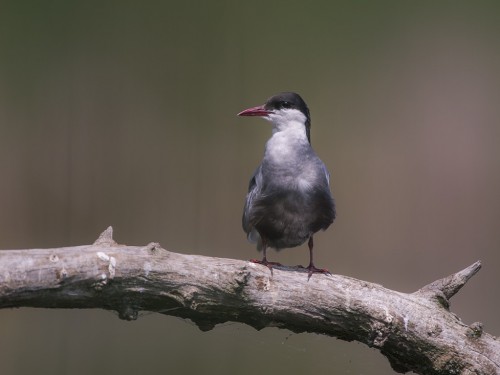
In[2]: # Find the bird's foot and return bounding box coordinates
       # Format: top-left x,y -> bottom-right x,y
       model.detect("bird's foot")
250,258 -> 282,267
297,263 -> 332,280
250,258 -> 281,275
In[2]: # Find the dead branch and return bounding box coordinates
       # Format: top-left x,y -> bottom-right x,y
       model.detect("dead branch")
0,227 -> 498,375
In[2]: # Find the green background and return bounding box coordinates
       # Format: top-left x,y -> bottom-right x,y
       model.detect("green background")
1,1 -> 499,374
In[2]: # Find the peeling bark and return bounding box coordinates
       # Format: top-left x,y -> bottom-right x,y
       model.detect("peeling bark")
0,227 -> 498,374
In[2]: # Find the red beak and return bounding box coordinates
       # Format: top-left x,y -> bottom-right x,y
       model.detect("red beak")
237,105 -> 272,117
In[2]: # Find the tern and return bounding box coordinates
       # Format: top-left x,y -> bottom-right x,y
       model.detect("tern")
238,92 -> 336,277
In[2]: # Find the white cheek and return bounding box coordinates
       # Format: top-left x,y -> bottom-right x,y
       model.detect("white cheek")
285,109 -> 307,124
269,109 -> 307,131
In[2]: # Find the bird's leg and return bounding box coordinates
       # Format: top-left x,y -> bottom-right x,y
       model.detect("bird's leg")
261,243 -> 269,264
305,236 -> 331,280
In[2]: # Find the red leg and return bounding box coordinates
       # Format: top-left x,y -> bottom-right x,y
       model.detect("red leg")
305,236 -> 331,280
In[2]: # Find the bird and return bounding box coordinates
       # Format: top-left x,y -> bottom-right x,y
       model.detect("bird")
238,92 -> 336,278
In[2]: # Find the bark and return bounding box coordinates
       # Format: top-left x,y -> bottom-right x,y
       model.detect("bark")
0,227 -> 498,375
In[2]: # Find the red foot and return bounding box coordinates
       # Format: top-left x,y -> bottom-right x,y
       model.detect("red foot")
297,264 -> 332,280
250,258 -> 282,275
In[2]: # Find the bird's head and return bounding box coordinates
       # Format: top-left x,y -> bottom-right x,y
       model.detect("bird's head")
238,92 -> 311,143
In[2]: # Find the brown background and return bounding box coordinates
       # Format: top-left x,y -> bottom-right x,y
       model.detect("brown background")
1,1 -> 499,374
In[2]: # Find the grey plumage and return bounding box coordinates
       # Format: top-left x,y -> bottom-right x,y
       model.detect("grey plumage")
238,92 -> 335,275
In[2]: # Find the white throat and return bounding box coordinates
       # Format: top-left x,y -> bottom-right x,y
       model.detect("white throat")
264,109 -> 310,163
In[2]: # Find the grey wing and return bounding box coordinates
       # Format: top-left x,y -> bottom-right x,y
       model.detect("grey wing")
320,161 -> 331,186
242,165 -> 263,239
318,160 -> 336,224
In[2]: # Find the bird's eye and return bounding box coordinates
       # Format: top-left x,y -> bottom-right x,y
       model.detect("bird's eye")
281,101 -> 292,109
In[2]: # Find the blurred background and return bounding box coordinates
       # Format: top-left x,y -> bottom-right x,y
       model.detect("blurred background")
1,1 -> 499,374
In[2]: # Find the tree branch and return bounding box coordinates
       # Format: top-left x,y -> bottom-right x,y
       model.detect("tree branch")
0,227 -> 498,374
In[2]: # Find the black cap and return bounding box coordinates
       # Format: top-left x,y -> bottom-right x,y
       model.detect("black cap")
264,92 -> 311,142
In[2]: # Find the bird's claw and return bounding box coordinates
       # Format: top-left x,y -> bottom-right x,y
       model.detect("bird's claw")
250,259 -> 282,275
297,264 -> 332,280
